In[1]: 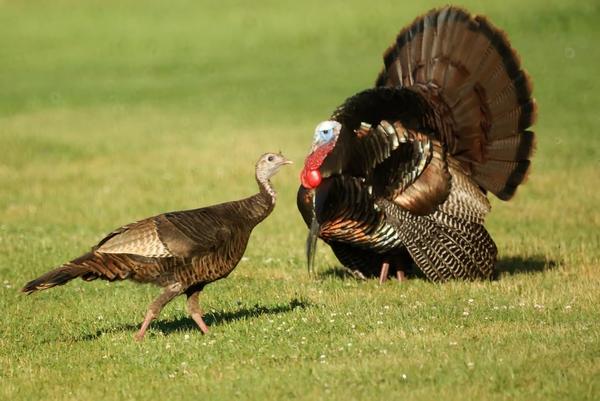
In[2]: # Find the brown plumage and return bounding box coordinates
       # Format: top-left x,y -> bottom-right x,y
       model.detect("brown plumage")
23,152 -> 292,340
297,7 -> 536,282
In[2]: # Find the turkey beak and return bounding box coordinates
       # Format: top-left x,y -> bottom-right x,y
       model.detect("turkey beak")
277,152 -> 293,166
306,210 -> 319,276
273,156 -> 292,176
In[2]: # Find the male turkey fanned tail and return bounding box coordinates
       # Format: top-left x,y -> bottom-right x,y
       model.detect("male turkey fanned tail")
376,6 -> 536,200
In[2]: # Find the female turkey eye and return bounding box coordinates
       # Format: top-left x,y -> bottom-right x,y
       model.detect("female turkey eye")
267,156 -> 274,162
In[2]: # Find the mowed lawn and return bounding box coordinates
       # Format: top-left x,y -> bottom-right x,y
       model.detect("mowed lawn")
1,0 -> 599,400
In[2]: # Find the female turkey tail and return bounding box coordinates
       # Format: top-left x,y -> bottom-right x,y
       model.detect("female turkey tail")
376,6 -> 536,200
22,253 -> 95,294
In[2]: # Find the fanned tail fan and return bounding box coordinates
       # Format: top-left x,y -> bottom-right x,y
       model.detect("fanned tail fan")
376,6 -> 536,200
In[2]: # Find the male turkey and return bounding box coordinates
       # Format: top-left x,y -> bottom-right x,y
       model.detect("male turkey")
23,152 -> 292,340
297,7 -> 536,283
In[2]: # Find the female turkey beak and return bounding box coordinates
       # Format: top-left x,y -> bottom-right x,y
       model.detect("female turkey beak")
275,152 -> 293,168
274,155 -> 293,174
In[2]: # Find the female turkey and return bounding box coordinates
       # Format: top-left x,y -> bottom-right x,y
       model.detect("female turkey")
297,7 -> 536,283
23,152 -> 292,340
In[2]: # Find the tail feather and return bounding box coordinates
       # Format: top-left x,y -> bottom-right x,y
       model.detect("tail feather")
22,264 -> 89,294
22,251 -> 145,294
474,159 -> 530,200
376,6 -> 536,201
485,132 -> 535,161
487,100 -> 536,140
21,251 -> 107,294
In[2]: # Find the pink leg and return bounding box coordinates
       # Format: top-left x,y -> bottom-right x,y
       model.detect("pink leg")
135,310 -> 156,341
396,270 -> 406,282
379,262 -> 390,285
186,291 -> 209,334
135,284 -> 182,341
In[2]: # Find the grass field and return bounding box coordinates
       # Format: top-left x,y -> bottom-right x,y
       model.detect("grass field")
1,0 -> 599,400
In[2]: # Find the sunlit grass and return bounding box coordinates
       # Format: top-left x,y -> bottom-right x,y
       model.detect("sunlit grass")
1,0 -> 599,400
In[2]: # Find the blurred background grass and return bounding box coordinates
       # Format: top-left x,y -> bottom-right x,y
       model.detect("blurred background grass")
0,1 -> 599,400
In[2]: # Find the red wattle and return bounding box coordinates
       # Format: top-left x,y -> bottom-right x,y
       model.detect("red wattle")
300,141 -> 334,189
301,168 -> 322,189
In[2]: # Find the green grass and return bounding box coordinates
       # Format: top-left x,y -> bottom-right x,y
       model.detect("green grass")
1,0 -> 599,400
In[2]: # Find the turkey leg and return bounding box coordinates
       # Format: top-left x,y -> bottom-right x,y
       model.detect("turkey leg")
186,290 -> 210,334
396,270 -> 406,282
379,262 -> 390,285
379,261 -> 407,284
135,283 -> 182,341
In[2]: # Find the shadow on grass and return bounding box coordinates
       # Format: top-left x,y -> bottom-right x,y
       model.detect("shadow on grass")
495,255 -> 558,277
317,255 -> 557,281
317,267 -> 356,280
157,297 -> 310,333
317,264 -> 425,281
73,297 -> 311,341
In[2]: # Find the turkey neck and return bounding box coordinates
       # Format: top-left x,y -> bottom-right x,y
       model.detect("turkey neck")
241,173 -> 276,225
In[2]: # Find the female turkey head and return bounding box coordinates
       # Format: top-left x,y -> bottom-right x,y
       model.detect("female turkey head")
256,152 -> 293,182
300,120 -> 342,189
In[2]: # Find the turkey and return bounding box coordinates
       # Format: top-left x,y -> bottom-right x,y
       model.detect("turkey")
23,152 -> 292,340
297,6 -> 536,283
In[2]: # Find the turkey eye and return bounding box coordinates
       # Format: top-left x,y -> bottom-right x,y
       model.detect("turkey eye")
267,156 -> 274,162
